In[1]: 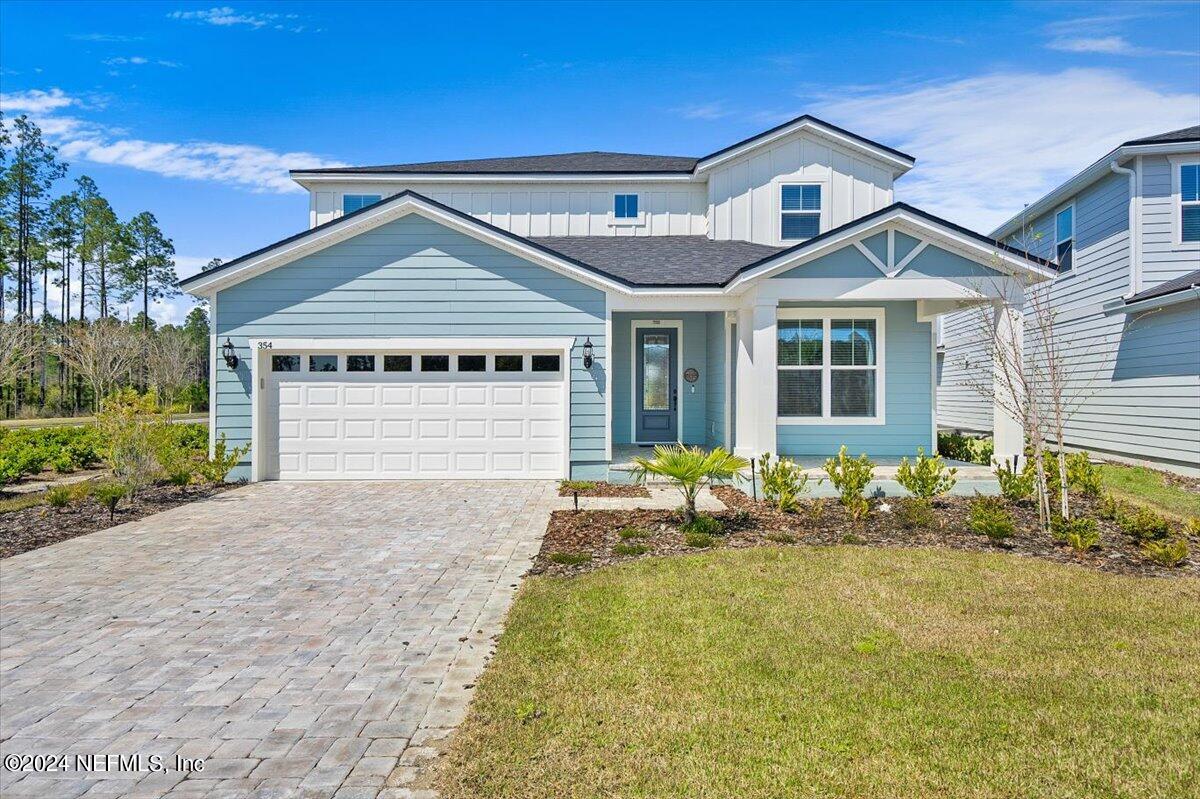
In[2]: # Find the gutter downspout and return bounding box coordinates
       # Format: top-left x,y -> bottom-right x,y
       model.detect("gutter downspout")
1109,160 -> 1140,297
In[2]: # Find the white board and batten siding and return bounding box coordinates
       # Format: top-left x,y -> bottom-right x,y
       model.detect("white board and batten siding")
706,132 -> 895,246
310,182 -> 708,237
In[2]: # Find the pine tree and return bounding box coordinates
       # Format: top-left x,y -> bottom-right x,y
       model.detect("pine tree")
120,211 -> 177,331
2,116 -> 66,323
80,192 -> 128,318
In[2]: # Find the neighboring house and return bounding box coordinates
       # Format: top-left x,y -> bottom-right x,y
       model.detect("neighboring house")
180,115 -> 1053,482
938,126 -> 1200,476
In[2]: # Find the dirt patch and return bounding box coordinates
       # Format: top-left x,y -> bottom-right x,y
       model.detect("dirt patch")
0,482 -> 236,559
533,487 -> 1198,579
558,482 -> 651,498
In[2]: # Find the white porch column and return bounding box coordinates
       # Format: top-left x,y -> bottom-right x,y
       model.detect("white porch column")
992,301 -> 1025,466
734,299 -> 778,459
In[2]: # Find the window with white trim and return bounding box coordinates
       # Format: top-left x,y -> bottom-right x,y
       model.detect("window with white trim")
343,194 -> 381,214
778,311 -> 881,420
780,184 -> 821,240
1181,163 -> 1200,243
1055,205 -> 1074,271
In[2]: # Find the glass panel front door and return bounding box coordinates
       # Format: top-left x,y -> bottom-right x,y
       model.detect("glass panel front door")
635,327 -> 678,442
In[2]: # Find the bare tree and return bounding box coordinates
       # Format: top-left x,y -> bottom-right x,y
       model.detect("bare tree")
955,241 -> 1109,529
58,319 -> 141,411
147,326 -> 200,409
0,321 -> 40,415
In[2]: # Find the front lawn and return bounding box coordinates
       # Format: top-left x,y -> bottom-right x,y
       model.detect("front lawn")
1101,464 -> 1200,521
437,547 -> 1200,799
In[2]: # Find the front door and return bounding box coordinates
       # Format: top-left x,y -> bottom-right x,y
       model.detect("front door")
635,327 -> 678,442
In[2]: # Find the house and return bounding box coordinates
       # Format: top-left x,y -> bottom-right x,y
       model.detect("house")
938,126 -> 1200,476
179,115 -> 1054,482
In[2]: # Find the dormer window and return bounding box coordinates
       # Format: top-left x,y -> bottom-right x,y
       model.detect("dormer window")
614,194 -> 639,219
1055,205 -> 1074,271
343,194 -> 381,214
780,184 -> 821,240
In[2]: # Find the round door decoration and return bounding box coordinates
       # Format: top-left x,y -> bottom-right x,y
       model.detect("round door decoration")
683,367 -> 699,383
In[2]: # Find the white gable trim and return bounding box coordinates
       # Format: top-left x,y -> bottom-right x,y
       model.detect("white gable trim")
695,118 -> 915,176
725,208 -> 1056,292
181,193 -> 637,297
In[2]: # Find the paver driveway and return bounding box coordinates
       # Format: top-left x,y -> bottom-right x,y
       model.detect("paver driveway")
0,481 -> 554,799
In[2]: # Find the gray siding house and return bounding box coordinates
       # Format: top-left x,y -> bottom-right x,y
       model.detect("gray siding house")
179,115 -> 1054,483
938,126 -> 1200,475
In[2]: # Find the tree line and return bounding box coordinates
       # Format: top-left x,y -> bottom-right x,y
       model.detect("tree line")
0,113 -> 209,417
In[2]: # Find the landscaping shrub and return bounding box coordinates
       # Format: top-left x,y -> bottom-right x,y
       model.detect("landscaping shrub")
1066,452 -> 1103,496
684,531 -> 714,548
896,497 -> 935,529
680,514 -> 724,537
97,389 -> 168,495
613,543 -> 650,556
1117,506 -> 1171,541
1051,516 -> 1100,552
758,452 -> 813,513
968,495 -> 1014,541
45,485 -> 73,509
560,480 -> 596,492
1186,518 -> 1200,536
1142,537 -> 1189,568
937,431 -> 993,465
995,460 -> 1036,502
1098,493 -> 1123,520
765,532 -> 797,544
824,446 -> 874,522
91,482 -> 128,521
617,526 -> 650,540
631,445 -> 748,524
196,434 -> 250,484
0,446 -> 48,485
896,448 -> 957,499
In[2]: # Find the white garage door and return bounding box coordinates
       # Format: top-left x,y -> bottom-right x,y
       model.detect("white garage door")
263,351 -> 567,480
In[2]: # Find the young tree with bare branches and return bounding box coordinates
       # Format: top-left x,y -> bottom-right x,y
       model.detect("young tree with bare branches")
58,319 -> 142,411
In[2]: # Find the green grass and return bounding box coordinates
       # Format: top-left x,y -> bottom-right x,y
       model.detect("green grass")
612,543 -> 649,557
0,480 -> 95,514
1101,464 -> 1200,521
547,552 -> 592,566
617,526 -> 650,540
437,547 -> 1200,799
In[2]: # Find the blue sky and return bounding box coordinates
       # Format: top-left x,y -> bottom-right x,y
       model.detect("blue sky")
2,0 -> 1198,323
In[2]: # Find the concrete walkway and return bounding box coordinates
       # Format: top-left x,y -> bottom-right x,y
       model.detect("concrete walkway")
0,481 -> 554,799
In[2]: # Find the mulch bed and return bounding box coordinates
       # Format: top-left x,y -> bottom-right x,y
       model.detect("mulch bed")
558,482 -> 651,498
0,482 -> 236,559
533,486 -> 1199,580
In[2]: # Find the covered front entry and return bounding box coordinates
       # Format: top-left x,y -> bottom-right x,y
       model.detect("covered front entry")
634,325 -> 679,443
251,338 -> 574,481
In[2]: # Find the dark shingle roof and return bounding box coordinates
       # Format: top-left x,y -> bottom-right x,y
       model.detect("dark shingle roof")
530,236 -> 786,286
296,151 -> 698,176
1125,269 -> 1200,305
1122,126 -> 1200,146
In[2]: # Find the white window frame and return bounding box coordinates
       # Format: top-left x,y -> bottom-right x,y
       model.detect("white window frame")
341,193 -> 382,216
776,307 -> 885,426
1054,203 -> 1075,271
776,181 -> 825,245
608,193 -> 645,227
1170,156 -> 1200,248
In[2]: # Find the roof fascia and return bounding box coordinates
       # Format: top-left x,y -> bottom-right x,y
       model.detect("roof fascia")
291,172 -> 700,187
726,209 -> 1056,292
694,118 -> 915,176
992,140 -> 1200,239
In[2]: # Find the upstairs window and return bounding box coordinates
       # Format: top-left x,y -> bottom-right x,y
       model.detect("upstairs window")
1055,205 -> 1074,271
1182,163 -> 1200,243
614,194 -> 639,219
342,194 -> 381,214
780,184 -> 821,240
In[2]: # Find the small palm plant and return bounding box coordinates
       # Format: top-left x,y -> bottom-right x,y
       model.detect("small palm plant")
631,444 -> 749,524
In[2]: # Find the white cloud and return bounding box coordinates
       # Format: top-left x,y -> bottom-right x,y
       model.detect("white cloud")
103,56 -> 182,68
168,6 -> 316,33
4,87 -> 343,193
69,33 -> 144,42
812,68 -> 1200,232
0,87 -> 78,114
1047,35 -> 1196,57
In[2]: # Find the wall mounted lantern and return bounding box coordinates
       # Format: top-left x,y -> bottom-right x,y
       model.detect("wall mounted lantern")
222,338 -> 239,370
582,337 -> 594,369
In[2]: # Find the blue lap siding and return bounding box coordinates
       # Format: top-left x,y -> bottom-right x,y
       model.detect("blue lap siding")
212,214 -> 606,480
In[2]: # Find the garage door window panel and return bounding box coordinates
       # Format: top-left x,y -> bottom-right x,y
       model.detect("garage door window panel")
309,355 -> 338,372
383,355 -> 412,372
495,355 -> 523,372
421,355 -> 449,372
272,355 -> 300,372
532,354 -> 561,372
347,355 -> 376,372
458,355 -> 486,372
